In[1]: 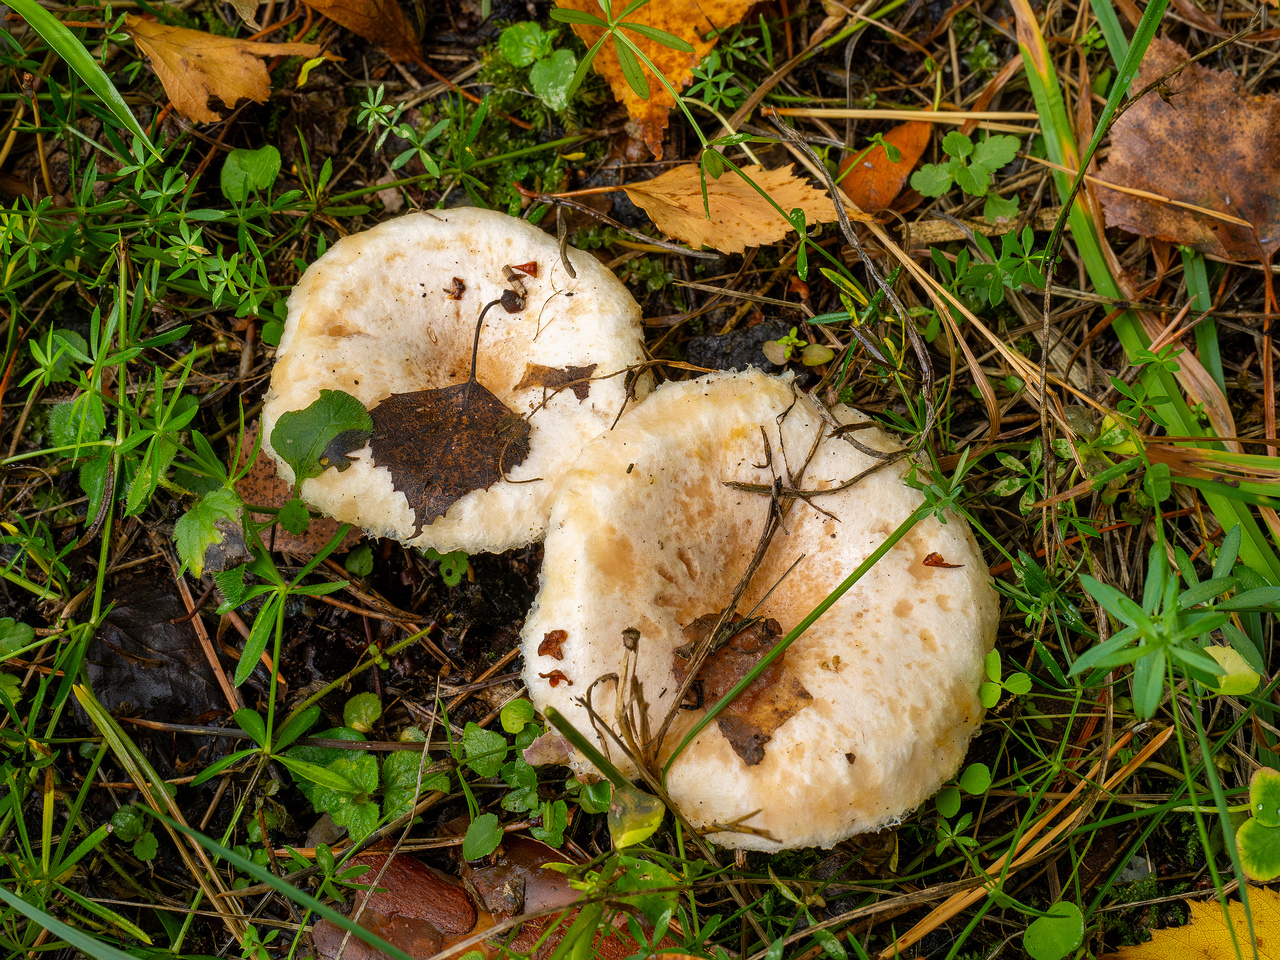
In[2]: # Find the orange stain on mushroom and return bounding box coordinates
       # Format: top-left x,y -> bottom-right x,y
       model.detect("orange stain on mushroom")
586,521 -> 639,595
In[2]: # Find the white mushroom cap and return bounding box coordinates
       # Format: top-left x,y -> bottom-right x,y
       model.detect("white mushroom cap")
262,208 -> 648,554
521,370 -> 999,851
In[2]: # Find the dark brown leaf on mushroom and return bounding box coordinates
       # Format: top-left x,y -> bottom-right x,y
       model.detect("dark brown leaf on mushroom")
538,629 -> 568,659
539,669 -> 572,687
511,260 -> 539,277
318,427 -> 372,472
367,383 -> 531,535
923,552 -> 963,568
516,363 -> 598,402
445,277 -> 466,300
673,613 -> 812,767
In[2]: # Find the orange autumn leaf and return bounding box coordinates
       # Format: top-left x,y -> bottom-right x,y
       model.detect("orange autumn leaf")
300,0 -> 420,62
623,164 -> 866,254
1101,885 -> 1280,958
1098,37 -> 1280,263
555,0 -> 755,159
837,121 -> 932,213
125,15 -> 320,123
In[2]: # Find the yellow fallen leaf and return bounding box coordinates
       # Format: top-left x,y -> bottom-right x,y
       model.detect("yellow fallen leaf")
125,16 -> 320,123
1102,885 -> 1280,958
556,0 -> 755,159
1206,645 -> 1261,695
300,0 -> 421,63
623,164 -> 864,254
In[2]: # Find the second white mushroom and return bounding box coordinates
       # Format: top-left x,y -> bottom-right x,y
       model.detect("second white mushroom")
522,370 -> 999,851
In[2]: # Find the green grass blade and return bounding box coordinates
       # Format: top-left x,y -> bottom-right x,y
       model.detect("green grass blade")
145,810 -> 418,960
1010,0 -> 1280,584
0,883 -> 138,960
1088,0 -> 1130,66
1182,247 -> 1226,392
8,0 -> 158,157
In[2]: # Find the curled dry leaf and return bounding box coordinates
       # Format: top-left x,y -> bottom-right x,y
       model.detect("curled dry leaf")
124,15 -> 320,123
537,630 -> 567,659
514,363 -> 598,402
1098,37 -> 1280,263
623,164 -> 866,254
555,0 -> 755,158
837,121 -> 932,214
300,0 -> 421,62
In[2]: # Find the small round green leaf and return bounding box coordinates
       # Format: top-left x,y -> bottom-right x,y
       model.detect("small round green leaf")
530,49 -> 578,111
985,649 -> 1002,683
1023,901 -> 1084,960
1004,672 -> 1034,696
342,692 -> 382,733
958,762 -> 992,795
1239,818 -> 1280,881
935,785 -> 962,819
498,21 -> 553,67
501,698 -> 536,734
1206,645 -> 1261,696
979,682 -> 1002,708
608,782 -> 665,848
110,805 -> 146,843
1250,767 -> 1280,828
462,813 -> 504,860
344,544 -> 374,577
221,145 -> 281,202
132,831 -> 159,861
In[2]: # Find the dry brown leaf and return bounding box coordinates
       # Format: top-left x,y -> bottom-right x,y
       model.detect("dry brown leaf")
232,424 -> 360,558
837,121 -> 932,213
556,0 -> 755,158
1098,37 -> 1280,263
672,614 -> 812,767
301,0 -> 421,62
1101,884 -> 1280,958
624,164 -> 860,254
125,15 -> 320,123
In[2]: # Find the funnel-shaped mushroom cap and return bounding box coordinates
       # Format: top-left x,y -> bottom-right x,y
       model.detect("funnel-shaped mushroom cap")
522,371 -> 998,850
262,209 -> 647,554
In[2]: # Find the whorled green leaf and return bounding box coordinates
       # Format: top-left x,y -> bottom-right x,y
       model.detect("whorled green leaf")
7,0 -> 157,155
